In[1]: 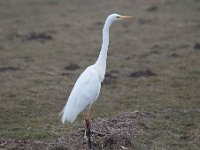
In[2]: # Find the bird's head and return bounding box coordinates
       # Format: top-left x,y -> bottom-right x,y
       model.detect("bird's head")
107,13 -> 135,23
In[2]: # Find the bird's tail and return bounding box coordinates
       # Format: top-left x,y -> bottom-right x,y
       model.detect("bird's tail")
60,104 -> 78,124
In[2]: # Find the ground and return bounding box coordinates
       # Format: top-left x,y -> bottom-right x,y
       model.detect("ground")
0,0 -> 200,149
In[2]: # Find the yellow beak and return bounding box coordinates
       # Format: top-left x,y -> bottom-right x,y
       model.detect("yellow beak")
119,16 -> 135,20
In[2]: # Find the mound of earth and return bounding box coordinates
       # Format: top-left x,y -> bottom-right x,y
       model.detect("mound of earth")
0,111 -> 156,150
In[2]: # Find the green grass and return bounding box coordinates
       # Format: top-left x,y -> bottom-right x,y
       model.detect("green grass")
124,111 -> 199,149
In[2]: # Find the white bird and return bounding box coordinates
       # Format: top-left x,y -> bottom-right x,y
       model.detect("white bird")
60,14 -> 134,124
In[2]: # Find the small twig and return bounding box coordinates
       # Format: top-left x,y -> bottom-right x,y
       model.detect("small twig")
77,128 -> 85,133
120,145 -> 128,150
0,141 -> 8,146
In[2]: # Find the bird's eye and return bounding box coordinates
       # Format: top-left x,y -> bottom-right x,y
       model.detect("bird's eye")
116,16 -> 120,19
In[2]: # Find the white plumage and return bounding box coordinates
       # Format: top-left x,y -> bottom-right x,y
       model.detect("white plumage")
60,66 -> 101,123
60,14 -> 135,124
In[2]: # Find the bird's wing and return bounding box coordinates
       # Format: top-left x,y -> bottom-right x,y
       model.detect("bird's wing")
61,66 -> 101,123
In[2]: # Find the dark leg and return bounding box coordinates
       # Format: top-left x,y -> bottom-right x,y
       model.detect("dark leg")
85,108 -> 92,149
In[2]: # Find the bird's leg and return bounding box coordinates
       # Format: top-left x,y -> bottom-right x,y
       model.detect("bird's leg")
85,108 -> 92,149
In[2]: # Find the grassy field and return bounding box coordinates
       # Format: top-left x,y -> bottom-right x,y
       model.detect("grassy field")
0,0 -> 200,149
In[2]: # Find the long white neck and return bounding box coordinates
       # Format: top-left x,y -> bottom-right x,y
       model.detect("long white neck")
94,19 -> 113,81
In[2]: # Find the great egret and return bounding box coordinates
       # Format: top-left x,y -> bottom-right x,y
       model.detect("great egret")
60,13 -> 134,147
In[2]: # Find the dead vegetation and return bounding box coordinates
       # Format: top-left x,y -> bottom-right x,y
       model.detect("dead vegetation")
0,111 -> 157,150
